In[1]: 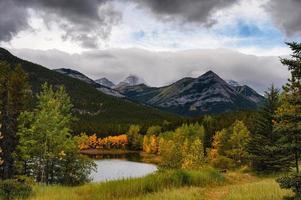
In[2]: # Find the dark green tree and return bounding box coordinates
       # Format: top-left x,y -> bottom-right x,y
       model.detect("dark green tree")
127,125 -> 143,150
274,42 -> 301,199
248,86 -> 293,173
0,62 -> 30,179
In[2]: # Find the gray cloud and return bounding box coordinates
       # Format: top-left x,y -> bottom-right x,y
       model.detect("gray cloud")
0,0 -> 121,47
0,0 -> 30,41
265,0 -> 301,36
10,48 -> 289,94
133,0 -> 238,25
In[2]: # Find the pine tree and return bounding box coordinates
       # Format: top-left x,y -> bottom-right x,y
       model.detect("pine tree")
0,62 -> 30,179
274,42 -> 301,199
275,42 -> 301,173
248,86 -> 293,172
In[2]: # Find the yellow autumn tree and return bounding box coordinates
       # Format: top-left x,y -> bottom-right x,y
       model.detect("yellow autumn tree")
150,135 -> 158,153
74,133 -> 90,150
181,138 -> 204,169
208,129 -> 226,163
143,136 -> 151,153
88,134 -> 98,149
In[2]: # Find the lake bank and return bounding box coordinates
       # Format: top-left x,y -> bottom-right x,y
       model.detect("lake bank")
80,149 -> 162,164
29,169 -> 292,200
30,168 -> 225,200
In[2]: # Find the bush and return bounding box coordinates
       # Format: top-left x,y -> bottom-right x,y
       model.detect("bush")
211,155 -> 236,170
276,173 -> 301,200
0,179 -> 32,200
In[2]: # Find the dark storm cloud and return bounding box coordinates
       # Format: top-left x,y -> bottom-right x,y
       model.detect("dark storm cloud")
133,0 -> 238,25
0,0 -> 30,41
266,0 -> 301,36
0,0 -> 121,47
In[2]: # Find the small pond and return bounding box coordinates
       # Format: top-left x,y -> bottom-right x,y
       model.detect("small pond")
90,159 -> 158,182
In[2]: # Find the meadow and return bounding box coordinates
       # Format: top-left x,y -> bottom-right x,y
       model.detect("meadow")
29,168 -> 292,200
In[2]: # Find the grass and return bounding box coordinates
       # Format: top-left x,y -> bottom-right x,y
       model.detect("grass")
28,167 -> 295,200
116,174 -> 293,200
30,168 -> 225,200
224,179 -> 293,200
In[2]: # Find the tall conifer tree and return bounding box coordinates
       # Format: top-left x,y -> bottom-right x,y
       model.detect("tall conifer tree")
0,62 -> 30,179
274,42 -> 301,199
248,86 -> 293,172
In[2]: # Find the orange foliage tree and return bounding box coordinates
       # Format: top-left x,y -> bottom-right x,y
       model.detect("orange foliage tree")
76,133 -> 128,150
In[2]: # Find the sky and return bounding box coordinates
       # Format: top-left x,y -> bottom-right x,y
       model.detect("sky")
1,0 -> 301,93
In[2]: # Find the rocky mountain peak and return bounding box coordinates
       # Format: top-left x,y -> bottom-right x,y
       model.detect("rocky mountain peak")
95,77 -> 115,88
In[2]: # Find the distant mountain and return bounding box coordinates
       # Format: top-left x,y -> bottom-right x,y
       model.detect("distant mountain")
234,85 -> 264,104
227,80 -> 241,87
226,80 -> 264,104
54,68 -> 124,98
115,75 -> 145,89
0,47 -> 180,134
54,68 -> 96,85
118,71 -> 264,116
95,77 -> 115,88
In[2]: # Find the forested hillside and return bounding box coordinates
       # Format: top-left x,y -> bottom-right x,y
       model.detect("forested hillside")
0,48 -> 181,134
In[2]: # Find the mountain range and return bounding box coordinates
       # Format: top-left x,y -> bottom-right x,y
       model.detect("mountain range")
0,47 -> 180,134
0,47 -> 264,128
53,68 -> 124,98
49,60 -> 264,117
115,71 -> 264,116
52,66 -> 264,116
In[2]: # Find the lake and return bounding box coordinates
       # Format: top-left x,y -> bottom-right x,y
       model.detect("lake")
91,159 -> 158,182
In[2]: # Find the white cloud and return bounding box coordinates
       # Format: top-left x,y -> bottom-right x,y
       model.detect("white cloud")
10,47 -> 289,93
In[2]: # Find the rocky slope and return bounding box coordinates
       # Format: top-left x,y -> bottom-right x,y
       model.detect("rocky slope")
118,71 -> 264,116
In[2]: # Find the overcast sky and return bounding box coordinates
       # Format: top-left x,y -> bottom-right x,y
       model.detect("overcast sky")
1,0 -> 301,93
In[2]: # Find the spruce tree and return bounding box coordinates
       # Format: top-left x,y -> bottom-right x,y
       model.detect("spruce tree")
274,42 -> 301,199
248,86 -> 293,173
0,62 -> 30,179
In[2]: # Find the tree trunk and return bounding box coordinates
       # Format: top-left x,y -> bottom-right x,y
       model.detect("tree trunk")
295,151 -> 299,174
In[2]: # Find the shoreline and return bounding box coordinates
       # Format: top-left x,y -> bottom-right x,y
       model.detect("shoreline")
80,149 -> 139,155
80,149 -> 162,165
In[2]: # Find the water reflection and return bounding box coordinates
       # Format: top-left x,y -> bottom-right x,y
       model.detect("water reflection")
89,152 -> 142,162
91,159 -> 157,182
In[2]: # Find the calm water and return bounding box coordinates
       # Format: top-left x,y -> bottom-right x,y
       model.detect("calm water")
91,159 -> 158,182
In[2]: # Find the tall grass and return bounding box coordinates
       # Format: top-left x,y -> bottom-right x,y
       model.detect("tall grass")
224,179 -> 293,200
30,168 -> 225,200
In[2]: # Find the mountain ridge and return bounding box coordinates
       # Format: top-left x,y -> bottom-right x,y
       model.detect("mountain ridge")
0,47 -> 181,134
53,68 -> 124,98
117,70 -> 264,116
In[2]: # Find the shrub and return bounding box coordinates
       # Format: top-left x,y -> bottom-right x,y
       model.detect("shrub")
0,179 -> 32,200
276,173 -> 301,200
211,155 -> 236,170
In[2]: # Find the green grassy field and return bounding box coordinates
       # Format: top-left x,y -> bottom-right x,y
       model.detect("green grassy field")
29,168 -> 224,200
28,168 -> 293,200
